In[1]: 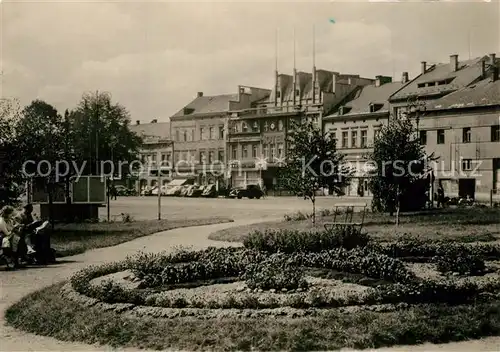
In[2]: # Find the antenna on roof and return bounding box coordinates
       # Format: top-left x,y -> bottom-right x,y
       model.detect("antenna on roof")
312,24 -> 316,69
275,27 -> 279,74
293,26 -> 296,72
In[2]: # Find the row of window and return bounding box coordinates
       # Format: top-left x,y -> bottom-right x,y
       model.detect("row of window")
231,143 -> 284,161
331,129 -> 375,149
174,125 -> 225,142
173,150 -> 225,164
419,125 -> 500,145
141,153 -> 172,164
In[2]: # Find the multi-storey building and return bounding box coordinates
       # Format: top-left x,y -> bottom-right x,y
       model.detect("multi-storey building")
389,53 -> 500,200
170,87 -> 270,187
419,54 -> 500,200
130,120 -> 172,191
323,75 -> 407,196
227,68 -> 374,190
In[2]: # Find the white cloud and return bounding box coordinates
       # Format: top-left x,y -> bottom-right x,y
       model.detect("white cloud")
2,1 -> 499,121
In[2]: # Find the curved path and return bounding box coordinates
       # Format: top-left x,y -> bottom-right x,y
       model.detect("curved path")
1,219 -> 500,352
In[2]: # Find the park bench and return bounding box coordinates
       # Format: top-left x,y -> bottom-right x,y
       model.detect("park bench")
323,203 -> 368,233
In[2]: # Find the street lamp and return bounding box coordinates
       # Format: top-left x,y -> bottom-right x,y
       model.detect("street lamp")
407,97 -> 426,136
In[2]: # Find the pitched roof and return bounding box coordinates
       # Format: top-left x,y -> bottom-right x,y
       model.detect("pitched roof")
390,56 -> 489,101
172,94 -> 238,117
429,77 -> 500,110
325,81 -> 404,118
130,122 -> 170,139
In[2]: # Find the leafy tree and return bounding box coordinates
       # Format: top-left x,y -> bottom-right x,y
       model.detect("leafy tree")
68,91 -> 142,177
16,100 -> 66,224
368,118 -> 435,225
278,121 -> 350,225
0,98 -> 23,208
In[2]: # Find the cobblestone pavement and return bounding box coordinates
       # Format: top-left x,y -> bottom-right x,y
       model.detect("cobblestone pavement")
2,197 -> 500,351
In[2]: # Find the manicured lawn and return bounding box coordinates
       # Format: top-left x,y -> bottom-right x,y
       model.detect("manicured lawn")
51,217 -> 233,257
209,208 -> 500,243
6,283 -> 500,351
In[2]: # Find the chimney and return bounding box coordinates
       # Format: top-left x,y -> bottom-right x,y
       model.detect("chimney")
197,92 -> 203,97
421,61 -> 427,74
136,120 -> 140,125
375,75 -> 392,87
481,59 -> 486,79
450,54 -> 458,72
375,76 -> 381,87
402,72 -> 409,83
490,53 -> 498,81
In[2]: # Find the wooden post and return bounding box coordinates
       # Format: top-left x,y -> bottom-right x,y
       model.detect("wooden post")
491,189 -> 494,208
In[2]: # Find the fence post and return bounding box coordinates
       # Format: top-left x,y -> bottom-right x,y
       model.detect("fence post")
491,189 -> 494,208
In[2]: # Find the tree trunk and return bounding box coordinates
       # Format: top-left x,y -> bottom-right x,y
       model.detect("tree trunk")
47,182 -> 55,230
395,185 -> 401,227
311,194 -> 316,226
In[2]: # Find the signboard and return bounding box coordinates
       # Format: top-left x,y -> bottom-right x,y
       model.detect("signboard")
72,176 -> 106,204
31,177 -> 67,204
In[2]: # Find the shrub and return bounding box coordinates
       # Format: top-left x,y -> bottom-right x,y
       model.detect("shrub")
243,253 -> 308,291
296,248 -> 416,284
434,253 -> 486,275
244,226 -> 370,253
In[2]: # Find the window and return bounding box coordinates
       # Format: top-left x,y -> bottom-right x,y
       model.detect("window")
295,89 -> 300,96
141,155 -> 146,164
264,122 -> 269,132
199,151 -> 206,164
191,129 -> 195,141
277,143 -> 284,158
276,91 -> 281,99
463,127 -> 471,143
161,153 -> 166,161
218,150 -> 224,162
219,125 -> 224,139
462,159 -> 472,171
208,151 -> 214,164
242,145 -> 248,158
209,127 -> 214,140
252,145 -> 258,158
151,154 -> 157,162
242,122 -> 248,133
342,131 -> 349,148
200,127 -> 205,140
329,130 -> 337,143
374,129 -> 380,141
232,146 -> 237,160
263,144 -> 269,159
278,120 -> 284,131
491,125 -> 500,142
183,130 -> 187,142
270,144 -> 275,160
351,130 -> 358,148
361,130 -> 368,148
420,130 -> 427,145
437,129 -> 445,144
175,129 -> 180,141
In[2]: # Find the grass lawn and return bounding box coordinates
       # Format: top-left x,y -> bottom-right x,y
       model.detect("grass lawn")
51,217 -> 233,257
6,283 -> 500,351
209,208 -> 500,243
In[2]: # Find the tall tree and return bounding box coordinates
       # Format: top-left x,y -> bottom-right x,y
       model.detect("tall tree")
368,118 -> 435,225
69,91 -> 142,177
0,98 -> 23,207
278,121 -> 350,225
16,100 -> 65,224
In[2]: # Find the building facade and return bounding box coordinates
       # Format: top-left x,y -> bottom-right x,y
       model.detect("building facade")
389,53 -> 500,200
227,68 -> 374,191
170,87 -> 270,187
323,75 -> 406,196
130,120 -> 173,191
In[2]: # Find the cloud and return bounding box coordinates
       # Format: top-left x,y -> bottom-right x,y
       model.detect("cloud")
2,1 -> 499,121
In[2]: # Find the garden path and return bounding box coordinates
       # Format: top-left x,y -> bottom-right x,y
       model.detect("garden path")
1,218 -> 499,352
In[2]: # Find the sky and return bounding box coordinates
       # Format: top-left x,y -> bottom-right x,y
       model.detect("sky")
1,0 -> 499,123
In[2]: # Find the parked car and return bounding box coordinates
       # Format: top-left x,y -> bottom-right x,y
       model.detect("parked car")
114,185 -> 136,196
179,185 -> 192,197
141,187 -> 153,196
165,185 -> 183,196
187,185 -> 204,197
229,184 -> 263,199
201,184 -> 217,198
